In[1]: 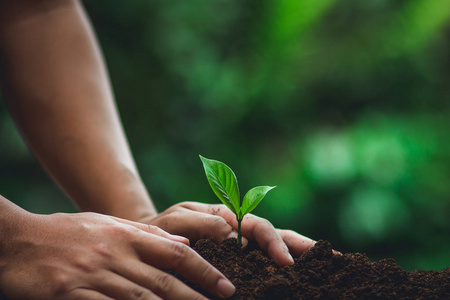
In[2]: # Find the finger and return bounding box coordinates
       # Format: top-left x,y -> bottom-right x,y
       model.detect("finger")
182,203 -> 291,264
240,215 -> 294,266
91,270 -> 162,300
108,216 -> 190,245
177,202 -> 249,247
278,230 -> 342,256
114,259 -> 208,300
157,207 -> 247,246
67,288 -> 115,300
277,229 -> 316,257
134,234 -> 235,299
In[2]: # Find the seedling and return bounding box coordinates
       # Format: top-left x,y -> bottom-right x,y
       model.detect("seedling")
199,155 -> 276,246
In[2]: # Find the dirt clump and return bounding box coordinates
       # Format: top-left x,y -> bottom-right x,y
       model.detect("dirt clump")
179,238 -> 449,300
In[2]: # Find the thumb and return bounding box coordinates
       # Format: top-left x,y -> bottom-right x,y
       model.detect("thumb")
225,231 -> 249,249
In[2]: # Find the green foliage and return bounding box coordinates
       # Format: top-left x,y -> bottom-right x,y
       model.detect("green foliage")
241,186 -> 276,217
199,155 -> 240,214
1,0 -> 449,270
200,155 -> 275,244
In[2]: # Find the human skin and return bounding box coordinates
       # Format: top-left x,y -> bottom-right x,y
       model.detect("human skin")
0,0 -> 317,298
0,196 -> 235,300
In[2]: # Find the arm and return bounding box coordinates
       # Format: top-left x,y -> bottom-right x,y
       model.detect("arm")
0,0 -> 328,269
0,0 -> 155,221
0,1 -> 237,298
0,195 -> 235,299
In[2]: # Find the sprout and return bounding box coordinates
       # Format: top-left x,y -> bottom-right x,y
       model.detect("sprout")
200,155 -> 276,246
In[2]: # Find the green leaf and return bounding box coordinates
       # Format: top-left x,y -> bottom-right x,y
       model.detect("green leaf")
240,186 -> 276,217
199,155 -> 240,214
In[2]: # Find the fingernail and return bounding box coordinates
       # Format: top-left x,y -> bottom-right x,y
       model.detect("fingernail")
226,231 -> 238,240
283,244 -> 294,265
217,279 -> 235,298
240,237 -> 248,249
333,250 -> 342,256
287,253 -> 294,264
174,235 -> 190,245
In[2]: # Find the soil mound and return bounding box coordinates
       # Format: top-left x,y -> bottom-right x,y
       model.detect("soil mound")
184,238 -> 449,300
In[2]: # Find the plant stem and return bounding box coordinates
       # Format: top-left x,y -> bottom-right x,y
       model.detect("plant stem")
237,217 -> 242,246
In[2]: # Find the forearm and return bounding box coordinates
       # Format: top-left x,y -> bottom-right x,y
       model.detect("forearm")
0,0 -> 156,220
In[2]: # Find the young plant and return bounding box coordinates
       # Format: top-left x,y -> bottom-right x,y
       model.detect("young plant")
199,155 -> 276,246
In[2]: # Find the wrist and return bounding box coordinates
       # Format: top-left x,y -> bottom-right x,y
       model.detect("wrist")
105,171 -> 157,221
0,196 -> 31,236
0,196 -> 33,267
72,168 -> 157,221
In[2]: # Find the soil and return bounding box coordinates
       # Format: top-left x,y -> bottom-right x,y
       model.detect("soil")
178,238 -> 450,300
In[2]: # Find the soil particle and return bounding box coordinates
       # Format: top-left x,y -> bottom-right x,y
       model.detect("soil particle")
179,238 -> 450,300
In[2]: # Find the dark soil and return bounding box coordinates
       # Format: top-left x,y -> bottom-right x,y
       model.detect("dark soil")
180,238 -> 450,300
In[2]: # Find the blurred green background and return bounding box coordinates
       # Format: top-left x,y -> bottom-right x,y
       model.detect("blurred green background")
1,0 -> 449,271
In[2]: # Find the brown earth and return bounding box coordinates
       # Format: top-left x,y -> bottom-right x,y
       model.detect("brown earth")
178,238 -> 450,300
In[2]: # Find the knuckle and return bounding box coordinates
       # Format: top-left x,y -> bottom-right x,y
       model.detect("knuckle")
207,204 -> 223,215
284,229 -> 296,236
168,242 -> 189,268
199,263 -> 215,284
49,270 -> 72,296
72,254 -> 97,273
76,219 -> 93,233
206,215 -> 227,227
164,204 -> 185,215
129,287 -> 151,300
78,212 -> 102,226
163,206 -> 177,214
92,242 -> 114,260
146,224 -> 159,233
178,201 -> 194,208
153,274 -> 173,295
82,211 -> 99,218
109,224 -> 134,238
256,218 -> 272,229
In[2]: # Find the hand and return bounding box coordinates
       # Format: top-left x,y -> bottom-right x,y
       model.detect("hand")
144,202 -> 318,267
0,212 -> 235,300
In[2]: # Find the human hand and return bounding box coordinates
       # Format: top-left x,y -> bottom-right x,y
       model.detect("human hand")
144,202 -> 319,267
0,212 -> 235,300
